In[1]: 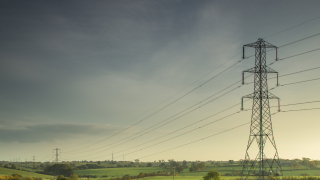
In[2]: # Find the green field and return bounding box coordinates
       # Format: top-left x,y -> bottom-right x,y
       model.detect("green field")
74,167 -> 163,178
74,165 -> 320,179
141,176 -> 203,180
0,167 -> 53,179
0,162 -> 318,180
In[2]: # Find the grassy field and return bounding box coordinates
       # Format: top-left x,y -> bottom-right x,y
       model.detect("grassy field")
73,166 -> 320,179
1,162 -> 319,180
74,167 -> 163,178
141,176 -> 203,180
0,167 -> 53,179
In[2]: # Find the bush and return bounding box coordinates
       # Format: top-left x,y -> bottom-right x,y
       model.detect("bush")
12,174 -> 22,179
10,164 -> 17,170
0,175 -> 42,180
44,164 -> 74,177
68,174 -> 78,180
203,170 -> 221,180
78,175 -> 97,178
57,175 -> 67,180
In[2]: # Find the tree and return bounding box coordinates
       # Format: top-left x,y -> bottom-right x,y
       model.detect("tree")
122,174 -> 131,180
228,160 -> 234,165
134,159 -> 140,164
302,157 -> 311,165
290,162 -> 301,170
175,166 -> 184,173
97,161 -> 101,165
4,164 -> 8,168
44,164 -> 74,177
189,162 -> 200,172
11,164 -> 17,169
169,160 -> 179,167
182,160 -> 187,167
69,174 -> 79,180
57,175 -> 67,180
198,162 -> 207,170
203,170 -> 221,180
147,163 -> 152,167
306,161 -> 316,169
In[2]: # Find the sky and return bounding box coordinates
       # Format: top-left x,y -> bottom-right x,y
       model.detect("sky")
1,0 -> 320,163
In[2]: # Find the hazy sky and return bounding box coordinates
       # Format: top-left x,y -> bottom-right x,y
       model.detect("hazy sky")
1,0 -> 320,162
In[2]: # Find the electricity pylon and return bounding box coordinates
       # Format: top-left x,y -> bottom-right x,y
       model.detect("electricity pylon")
241,38 -> 282,179
52,148 -> 61,163
33,156 -> 35,168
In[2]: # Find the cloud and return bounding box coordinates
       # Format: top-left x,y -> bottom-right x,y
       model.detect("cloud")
0,123 -> 116,143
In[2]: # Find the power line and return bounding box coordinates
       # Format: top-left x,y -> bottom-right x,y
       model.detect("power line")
244,31 -> 320,60
245,66 -> 320,85
271,100 -> 320,108
67,77 -> 311,160
279,77 -> 320,87
115,111 -> 242,159
269,77 -> 320,91
133,106 -> 320,161
64,20 -> 320,158
82,77 -> 320,161
64,52 -> 320,161
135,122 -> 250,160
38,153 -> 53,162
65,62 -> 320,160
275,66 -> 320,79
280,107 -> 320,113
279,48 -> 320,61
65,31 -> 320,154
65,55 -> 243,153
63,84 -> 245,160
65,72 -> 257,156
105,54 -> 241,130
263,15 -> 320,39
278,32 -> 320,48
272,107 -> 320,115
67,99 -> 252,161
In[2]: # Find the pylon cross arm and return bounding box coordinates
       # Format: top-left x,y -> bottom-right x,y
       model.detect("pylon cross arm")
268,92 -> 279,99
241,93 -> 255,110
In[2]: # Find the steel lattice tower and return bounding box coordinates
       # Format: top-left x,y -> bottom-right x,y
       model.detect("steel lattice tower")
241,38 -> 282,179
53,148 -> 61,163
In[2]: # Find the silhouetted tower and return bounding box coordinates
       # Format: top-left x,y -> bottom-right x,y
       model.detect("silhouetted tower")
241,38 -> 282,179
32,156 -> 35,168
53,148 -> 61,163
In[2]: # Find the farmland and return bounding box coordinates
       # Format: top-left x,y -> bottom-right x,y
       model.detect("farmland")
1,160 -> 320,180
